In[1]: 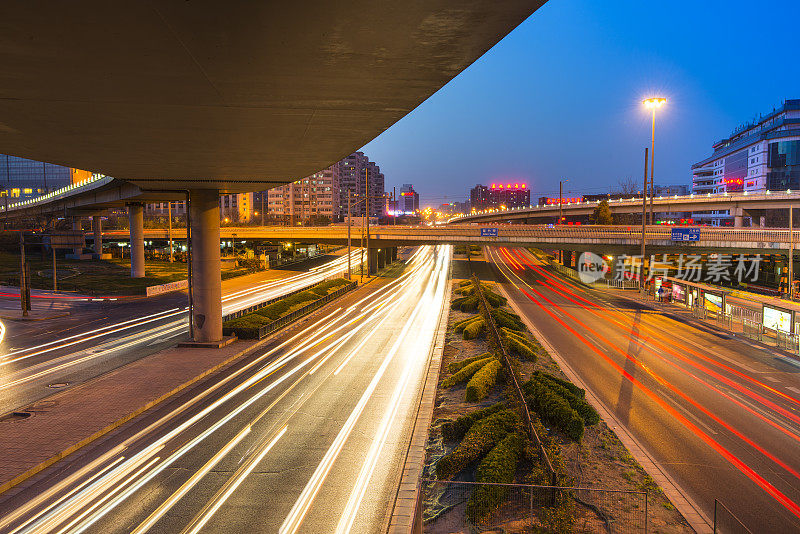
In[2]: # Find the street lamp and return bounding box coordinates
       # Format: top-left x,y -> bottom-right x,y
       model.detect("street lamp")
643,97 -> 666,225
559,179 -> 569,225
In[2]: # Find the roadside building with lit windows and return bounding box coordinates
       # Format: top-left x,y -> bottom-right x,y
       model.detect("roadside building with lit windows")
692,99 -> 800,225
398,184 -> 419,213
0,154 -> 90,200
470,182 -> 530,211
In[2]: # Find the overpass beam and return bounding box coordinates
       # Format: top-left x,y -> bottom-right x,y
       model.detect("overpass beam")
128,203 -> 145,278
190,189 -> 223,343
92,215 -> 102,256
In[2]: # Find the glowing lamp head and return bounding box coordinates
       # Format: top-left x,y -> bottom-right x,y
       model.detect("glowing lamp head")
643,97 -> 667,109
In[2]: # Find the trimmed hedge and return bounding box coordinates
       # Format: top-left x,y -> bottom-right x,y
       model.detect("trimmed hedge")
533,372 -> 599,426
533,370 -> 584,399
523,379 -> 584,441
465,359 -> 503,402
451,295 -> 480,313
491,308 -> 525,331
462,319 -> 486,340
466,432 -> 525,524
458,280 -> 473,288
505,337 -> 536,361
482,289 -> 507,309
435,410 -> 519,480
448,352 -> 493,374
441,356 -> 494,388
441,402 -> 506,442
455,315 -> 483,333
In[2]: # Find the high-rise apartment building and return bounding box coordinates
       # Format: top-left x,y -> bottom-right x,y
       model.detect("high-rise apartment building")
145,193 -> 254,223
267,164 -> 340,223
338,152 -> 385,219
0,154 -> 88,200
692,99 -> 800,225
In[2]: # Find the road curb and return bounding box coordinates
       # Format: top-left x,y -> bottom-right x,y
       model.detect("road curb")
495,281 -> 712,534
0,312 -> 70,322
386,258 -> 451,534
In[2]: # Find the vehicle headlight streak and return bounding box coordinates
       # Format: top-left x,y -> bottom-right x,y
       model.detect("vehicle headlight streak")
7,247 -> 445,533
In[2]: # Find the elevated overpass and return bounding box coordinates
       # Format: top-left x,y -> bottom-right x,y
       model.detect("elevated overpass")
449,190 -> 800,227
0,1 -> 542,342
102,224 -> 798,255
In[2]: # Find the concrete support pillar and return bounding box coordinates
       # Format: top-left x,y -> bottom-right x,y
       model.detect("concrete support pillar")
72,218 -> 83,256
733,206 -> 744,228
377,248 -> 386,270
368,248 -> 378,275
128,203 -> 145,278
190,189 -> 223,343
390,247 -> 397,263
92,215 -> 102,255
562,250 -> 573,268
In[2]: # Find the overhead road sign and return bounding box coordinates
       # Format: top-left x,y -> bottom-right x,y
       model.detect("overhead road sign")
671,228 -> 700,242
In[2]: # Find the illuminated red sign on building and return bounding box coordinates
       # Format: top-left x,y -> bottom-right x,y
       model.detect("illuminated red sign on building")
490,183 -> 527,189
542,197 -> 582,205
724,177 -> 743,192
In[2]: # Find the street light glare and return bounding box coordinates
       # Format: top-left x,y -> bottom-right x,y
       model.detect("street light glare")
643,97 -> 667,109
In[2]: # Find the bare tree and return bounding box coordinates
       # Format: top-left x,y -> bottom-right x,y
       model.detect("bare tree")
614,176 -> 638,195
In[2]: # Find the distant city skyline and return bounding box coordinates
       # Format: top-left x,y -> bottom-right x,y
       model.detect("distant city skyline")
364,0 -> 800,208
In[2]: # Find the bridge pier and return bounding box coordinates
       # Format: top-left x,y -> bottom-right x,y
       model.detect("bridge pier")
562,250 -> 573,268
733,206 -> 744,228
189,189 -> 223,343
377,248 -> 386,270
92,215 -> 103,257
71,218 -> 83,257
368,248 -> 379,275
389,247 -> 397,263
127,203 -> 145,278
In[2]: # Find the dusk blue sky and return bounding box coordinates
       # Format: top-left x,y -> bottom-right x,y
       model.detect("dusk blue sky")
361,0 -> 800,208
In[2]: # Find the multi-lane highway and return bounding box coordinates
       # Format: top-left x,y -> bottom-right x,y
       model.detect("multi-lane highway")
0,251 -> 360,415
0,245 -> 450,534
487,246 -> 800,533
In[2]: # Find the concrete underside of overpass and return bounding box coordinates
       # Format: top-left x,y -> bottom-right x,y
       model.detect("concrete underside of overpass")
1,1 -> 541,189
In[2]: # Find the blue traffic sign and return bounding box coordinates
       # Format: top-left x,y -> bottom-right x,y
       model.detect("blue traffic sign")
671,227 -> 700,242
480,227 -> 499,237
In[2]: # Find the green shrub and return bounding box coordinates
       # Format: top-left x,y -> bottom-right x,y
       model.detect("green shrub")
523,380 -> 584,441
451,296 -> 470,310
466,359 -> 503,402
533,371 -> 584,398
502,328 -> 539,349
533,373 -> 598,425
491,309 -> 525,331
482,290 -> 507,308
441,402 -> 506,442
435,410 -> 519,479
454,315 -> 482,333
459,296 -> 480,313
441,357 -> 494,388
466,432 -> 525,524
506,337 -> 536,361
462,319 -> 486,340
459,280 -> 472,287
448,352 -> 493,374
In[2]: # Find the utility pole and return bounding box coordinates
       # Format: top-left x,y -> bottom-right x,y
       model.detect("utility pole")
347,193 -> 352,280
649,106 -> 656,225
52,245 -> 57,291
393,186 -> 396,225
640,147 -> 649,291
19,232 -> 28,317
365,167 -> 370,279
790,204 -> 794,299
168,201 -> 174,262
559,180 -> 564,226
261,191 -> 265,226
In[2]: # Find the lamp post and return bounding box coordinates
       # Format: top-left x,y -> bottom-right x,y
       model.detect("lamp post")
643,97 -> 666,225
559,179 -> 569,225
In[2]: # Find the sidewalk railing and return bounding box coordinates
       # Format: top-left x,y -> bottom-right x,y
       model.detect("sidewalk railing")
422,479 -> 648,534
221,271 -> 345,322
223,281 -> 357,339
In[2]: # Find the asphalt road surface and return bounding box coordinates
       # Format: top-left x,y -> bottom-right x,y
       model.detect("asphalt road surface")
486,246 -> 800,534
0,251 -> 359,415
0,245 -> 450,534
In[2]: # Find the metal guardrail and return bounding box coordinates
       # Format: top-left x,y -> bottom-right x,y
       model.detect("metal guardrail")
470,276 -> 557,489
224,280 -> 357,339
221,271 -> 345,322
106,224 -> 800,246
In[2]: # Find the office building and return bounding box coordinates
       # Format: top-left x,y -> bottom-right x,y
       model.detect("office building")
398,184 -> 419,213
692,99 -> 800,225
0,154 -> 89,200
471,182 -> 529,211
